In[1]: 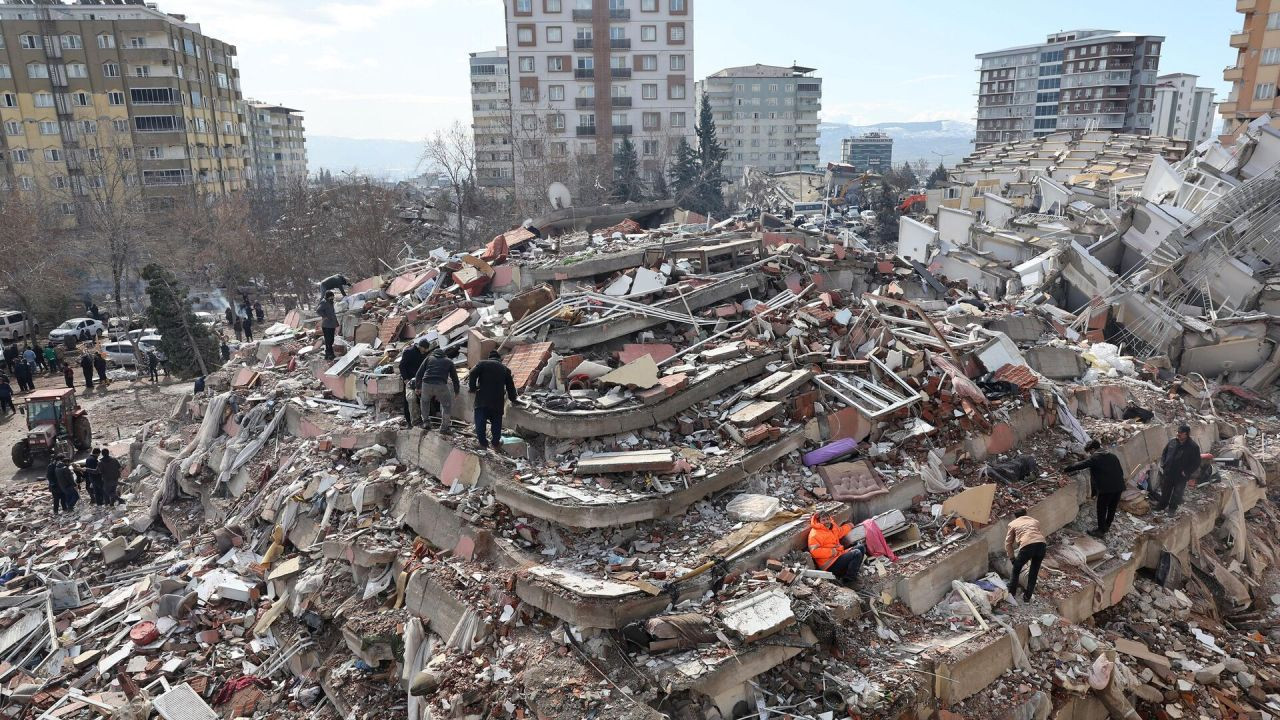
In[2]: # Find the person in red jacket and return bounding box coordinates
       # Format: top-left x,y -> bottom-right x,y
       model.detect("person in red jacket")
807,513 -> 865,583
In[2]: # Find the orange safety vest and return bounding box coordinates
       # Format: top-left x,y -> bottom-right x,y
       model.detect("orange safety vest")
807,514 -> 853,570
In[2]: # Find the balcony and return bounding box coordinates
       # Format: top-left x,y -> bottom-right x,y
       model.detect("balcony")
1238,0 -> 1256,11
1225,65 -> 1244,81
575,68 -> 595,79
1220,100 -> 1239,114
609,8 -> 630,19
572,9 -> 592,19
1231,31 -> 1251,48
611,124 -> 632,135
573,38 -> 593,49
610,38 -> 630,49
610,67 -> 631,79
575,97 -> 595,109
576,125 -> 596,136
611,96 -> 632,107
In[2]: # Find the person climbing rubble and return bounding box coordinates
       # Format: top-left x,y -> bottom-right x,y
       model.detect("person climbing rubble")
468,350 -> 517,452
317,290 -> 339,361
1065,439 -> 1126,538
399,337 -> 429,426
1005,508 -> 1046,602
412,348 -> 459,434
807,512 -> 865,585
1154,424 -> 1200,515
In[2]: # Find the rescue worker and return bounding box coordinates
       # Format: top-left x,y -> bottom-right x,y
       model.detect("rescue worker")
1004,508 -> 1047,602
99,448 -> 122,505
80,352 -> 94,389
398,338 -> 429,426
413,348 -> 459,433
467,351 -> 517,452
317,291 -> 338,360
54,456 -> 78,513
47,457 -> 63,515
807,512 -> 865,584
84,448 -> 103,505
1065,439 -> 1126,537
1154,425 -> 1201,514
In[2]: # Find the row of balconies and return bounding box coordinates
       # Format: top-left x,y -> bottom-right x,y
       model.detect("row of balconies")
574,125 -> 634,136
575,67 -> 633,79
573,96 -> 633,108
572,8 -> 630,20
571,38 -> 632,50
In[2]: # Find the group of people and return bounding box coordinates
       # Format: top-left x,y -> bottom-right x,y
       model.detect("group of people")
46,447 -> 123,514
397,339 -> 519,453
225,300 -> 265,343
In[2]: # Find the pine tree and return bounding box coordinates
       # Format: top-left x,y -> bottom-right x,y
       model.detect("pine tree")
926,163 -> 949,189
142,264 -> 219,379
611,137 -> 643,203
668,137 -> 699,206
898,162 -> 919,190
693,94 -> 728,215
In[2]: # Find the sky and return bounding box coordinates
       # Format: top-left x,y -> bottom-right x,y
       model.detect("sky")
158,0 -> 1241,141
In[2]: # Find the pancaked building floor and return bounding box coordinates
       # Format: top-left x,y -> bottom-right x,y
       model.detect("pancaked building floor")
8,121 -> 1280,720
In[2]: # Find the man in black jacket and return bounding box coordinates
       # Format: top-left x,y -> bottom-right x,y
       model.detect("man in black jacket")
468,351 -> 517,452
413,349 -> 459,433
1065,439 -> 1126,537
80,353 -> 94,389
1154,425 -> 1201,514
399,338 -> 429,426
99,448 -> 122,505
317,292 -> 338,360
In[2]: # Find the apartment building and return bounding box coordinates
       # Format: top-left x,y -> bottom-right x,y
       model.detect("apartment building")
1222,0 -> 1280,136
696,64 -> 820,180
244,100 -> 306,188
470,47 -> 514,188
975,30 -> 1162,149
0,0 -> 247,214
839,131 -> 892,173
1152,73 -> 1215,144
501,0 -> 695,190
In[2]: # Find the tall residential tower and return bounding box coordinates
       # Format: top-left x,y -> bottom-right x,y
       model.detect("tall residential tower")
1222,0 -> 1280,135
1152,73 -> 1216,144
696,64 -> 821,180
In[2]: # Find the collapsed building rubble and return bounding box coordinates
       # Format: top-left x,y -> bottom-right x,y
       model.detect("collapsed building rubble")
7,122 -> 1280,720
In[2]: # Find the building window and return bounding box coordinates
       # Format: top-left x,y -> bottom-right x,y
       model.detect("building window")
640,25 -> 656,42
103,62 -> 121,77
3,121 -> 18,135
670,0 -> 686,11
72,92 -> 90,106
642,112 -> 660,129
97,33 -> 115,49
548,56 -> 565,71
669,82 -> 686,99
108,91 -> 125,105
67,63 -> 87,78
517,27 -> 534,44
577,56 -> 594,70
549,84 -> 565,101
1263,48 -> 1280,65
642,139 -> 659,156
11,148 -> 28,162
547,26 -> 562,42
640,55 -> 657,71
547,0 -> 562,10
27,63 -> 48,79
33,93 -> 53,108
670,54 -> 685,71
642,0 -> 657,9
1255,83 -> 1276,100
117,145 -> 131,158
515,0 -> 532,11
80,120 -> 96,134
18,177 -> 33,191
642,83 -> 657,99
19,34 -> 41,50
520,86 -> 537,102
518,56 -> 535,72
44,148 -> 62,162
113,119 -> 129,133
670,111 -> 686,127
0,65 -> 8,79
549,113 -> 565,129
128,36 -> 148,48
0,93 -> 15,108
39,121 -> 58,135
1269,12 -> 1280,29
579,113 -> 596,128
668,24 -> 685,42
61,34 -> 82,50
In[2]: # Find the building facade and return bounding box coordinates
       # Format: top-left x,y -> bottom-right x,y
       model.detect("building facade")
0,0 -> 247,214
696,64 -> 821,180
975,30 -> 1162,149
839,131 -> 892,173
1152,73 -> 1215,144
470,47 -> 513,188
1222,0 -> 1280,136
244,101 -> 306,188
501,0 -> 695,191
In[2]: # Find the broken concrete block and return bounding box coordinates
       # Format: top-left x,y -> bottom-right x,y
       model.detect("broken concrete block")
718,589 -> 795,642
575,449 -> 676,475
729,400 -> 783,426
598,354 -> 660,390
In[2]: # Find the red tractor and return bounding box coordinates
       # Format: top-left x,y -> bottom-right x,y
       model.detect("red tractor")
11,387 -> 91,469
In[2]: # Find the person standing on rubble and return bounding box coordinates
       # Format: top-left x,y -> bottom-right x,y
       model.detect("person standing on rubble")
54,456 -> 78,513
468,350 -> 517,452
84,448 -> 102,505
0,374 -> 12,415
241,305 -> 254,342
47,456 -> 64,514
43,344 -> 57,374
413,348 -> 459,434
13,358 -> 32,393
1004,508 -> 1047,602
79,352 -> 94,390
1065,439 -> 1126,538
317,291 -> 339,361
1154,425 -> 1201,515
399,338 -> 429,426
807,512 -> 865,584
147,350 -> 160,383
99,448 -> 121,505
93,350 -> 108,386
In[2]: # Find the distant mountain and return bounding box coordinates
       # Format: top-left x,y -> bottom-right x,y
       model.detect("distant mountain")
307,136 -> 424,180
819,120 -> 976,168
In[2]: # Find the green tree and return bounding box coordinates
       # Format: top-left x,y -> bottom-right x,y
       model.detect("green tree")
668,137 -> 699,205
142,263 -> 220,379
926,163 -> 949,189
897,162 -> 919,190
611,137 -> 644,203
693,94 -> 728,215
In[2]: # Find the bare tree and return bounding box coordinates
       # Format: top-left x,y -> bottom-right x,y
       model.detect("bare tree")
0,191 -> 81,323
320,178 -> 408,279
422,121 -> 476,250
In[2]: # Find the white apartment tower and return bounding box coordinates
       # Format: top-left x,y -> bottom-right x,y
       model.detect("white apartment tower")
502,0 -> 695,191
1153,73 -> 1216,145
470,48 -> 513,188
698,64 -> 821,180
244,101 -> 307,188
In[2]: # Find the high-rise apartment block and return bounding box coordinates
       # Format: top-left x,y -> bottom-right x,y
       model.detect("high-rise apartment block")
244,101 -> 306,188
839,132 -> 892,173
0,0 -> 248,212
975,30 -> 1162,149
501,0 -> 694,189
1152,74 -> 1215,144
470,47 -> 513,188
1222,0 -> 1280,136
696,64 -> 820,180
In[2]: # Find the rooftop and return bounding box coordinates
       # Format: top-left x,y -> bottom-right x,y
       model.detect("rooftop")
708,63 -> 818,79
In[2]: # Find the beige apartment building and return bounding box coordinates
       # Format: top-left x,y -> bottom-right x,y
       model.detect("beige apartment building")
1223,0 -> 1280,135
245,100 -> 307,188
697,64 -> 821,181
470,47 -> 514,188
0,0 -> 247,217
501,0 -> 695,192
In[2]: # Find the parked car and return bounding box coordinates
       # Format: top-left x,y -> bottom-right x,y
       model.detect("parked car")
0,310 -> 30,340
102,341 -> 139,367
137,334 -> 162,353
49,317 -> 105,344
124,328 -> 158,344
193,311 -> 219,328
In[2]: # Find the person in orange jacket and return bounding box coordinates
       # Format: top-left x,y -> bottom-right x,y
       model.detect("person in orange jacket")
807,512 -> 865,584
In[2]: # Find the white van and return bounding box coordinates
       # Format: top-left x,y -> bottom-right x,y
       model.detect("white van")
791,201 -> 826,217
0,310 -> 29,340
103,341 -> 139,367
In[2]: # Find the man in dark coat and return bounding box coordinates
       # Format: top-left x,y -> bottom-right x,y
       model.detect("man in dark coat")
80,353 -> 94,389
147,351 -> 160,382
84,448 -> 102,505
399,338 -> 429,426
0,375 -> 12,415
47,458 -> 63,514
317,291 -> 338,360
93,351 -> 108,384
1065,439 -> 1126,537
13,359 -> 32,392
468,351 -> 517,452
54,457 -> 78,512
413,349 -> 459,433
1154,424 -> 1201,514
99,448 -> 122,505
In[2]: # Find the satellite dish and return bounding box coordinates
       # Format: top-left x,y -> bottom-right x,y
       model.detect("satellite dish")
548,182 -> 572,210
